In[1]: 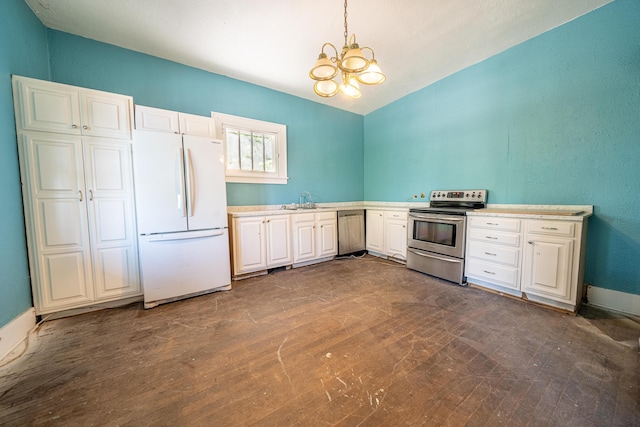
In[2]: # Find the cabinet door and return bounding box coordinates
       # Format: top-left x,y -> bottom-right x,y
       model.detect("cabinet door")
233,217 -> 267,273
80,91 -> 132,139
84,139 -> 140,299
366,210 -> 384,253
317,219 -> 338,258
21,133 -> 94,313
293,220 -> 316,263
522,237 -> 574,301
179,112 -> 217,137
134,105 -> 180,134
266,215 -> 292,267
385,219 -> 407,260
14,77 -> 82,135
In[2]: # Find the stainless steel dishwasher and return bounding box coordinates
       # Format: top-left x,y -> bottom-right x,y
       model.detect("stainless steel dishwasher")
337,209 -> 366,256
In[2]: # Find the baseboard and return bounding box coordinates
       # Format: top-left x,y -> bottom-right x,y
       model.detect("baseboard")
0,308 -> 36,361
586,285 -> 640,316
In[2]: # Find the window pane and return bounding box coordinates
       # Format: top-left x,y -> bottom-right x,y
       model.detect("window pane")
252,133 -> 264,171
225,128 -> 240,170
240,131 -> 252,171
264,134 -> 275,172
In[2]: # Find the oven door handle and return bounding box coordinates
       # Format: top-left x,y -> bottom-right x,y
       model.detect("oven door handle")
408,248 -> 461,263
409,214 -> 465,223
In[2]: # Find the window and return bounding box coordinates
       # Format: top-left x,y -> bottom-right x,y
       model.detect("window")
212,112 -> 288,184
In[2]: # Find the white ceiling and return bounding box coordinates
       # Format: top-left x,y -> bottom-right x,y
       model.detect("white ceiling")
25,0 -> 611,115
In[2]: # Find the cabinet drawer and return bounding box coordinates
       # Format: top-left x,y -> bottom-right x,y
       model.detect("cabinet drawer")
467,241 -> 520,267
294,212 -> 315,223
384,210 -> 408,221
527,220 -> 575,237
466,259 -> 520,290
468,216 -> 520,232
468,228 -> 520,247
316,211 -> 337,221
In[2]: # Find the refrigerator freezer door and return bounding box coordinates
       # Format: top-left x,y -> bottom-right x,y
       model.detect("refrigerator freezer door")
132,130 -> 187,234
183,135 -> 228,230
139,229 -> 231,308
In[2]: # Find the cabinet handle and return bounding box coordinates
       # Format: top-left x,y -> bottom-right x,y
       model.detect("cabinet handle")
486,222 -> 498,226
541,227 -> 558,230
484,252 -> 497,256
485,236 -> 498,240
483,270 -> 496,275
82,125 -> 89,130
78,190 -> 83,201
528,241 -> 534,244
89,190 -> 94,201
71,124 -> 78,129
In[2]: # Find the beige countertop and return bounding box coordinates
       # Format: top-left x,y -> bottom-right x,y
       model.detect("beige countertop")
469,204 -> 593,220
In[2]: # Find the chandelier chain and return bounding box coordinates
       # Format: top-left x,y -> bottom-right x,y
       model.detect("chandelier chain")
343,0 -> 348,46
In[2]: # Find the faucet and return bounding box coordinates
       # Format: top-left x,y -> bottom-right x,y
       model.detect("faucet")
299,191 -> 315,209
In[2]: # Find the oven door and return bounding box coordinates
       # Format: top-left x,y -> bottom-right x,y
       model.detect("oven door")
408,212 -> 466,258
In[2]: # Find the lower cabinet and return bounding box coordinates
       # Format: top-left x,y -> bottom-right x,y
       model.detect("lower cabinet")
465,214 -> 589,313
292,211 -> 337,265
522,220 -> 578,305
230,210 -> 337,278
366,209 -> 408,262
231,215 -> 292,278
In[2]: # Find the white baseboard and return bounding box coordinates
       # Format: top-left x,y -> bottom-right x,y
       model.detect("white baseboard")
586,285 -> 640,317
0,308 -> 36,361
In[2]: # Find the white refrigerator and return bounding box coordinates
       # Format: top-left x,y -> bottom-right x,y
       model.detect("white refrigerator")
132,129 -> 231,308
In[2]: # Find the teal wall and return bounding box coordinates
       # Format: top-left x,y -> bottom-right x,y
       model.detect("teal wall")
364,0 -> 640,295
46,31 -> 364,206
0,0 -> 50,327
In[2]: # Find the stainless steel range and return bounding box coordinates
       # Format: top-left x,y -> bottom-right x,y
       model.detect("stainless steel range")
407,190 -> 487,285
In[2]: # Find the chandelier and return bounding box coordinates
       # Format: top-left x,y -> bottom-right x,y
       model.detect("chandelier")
309,0 -> 386,98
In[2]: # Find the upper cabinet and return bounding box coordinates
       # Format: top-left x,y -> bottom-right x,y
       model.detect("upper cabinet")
12,75 -> 133,139
134,105 -> 216,138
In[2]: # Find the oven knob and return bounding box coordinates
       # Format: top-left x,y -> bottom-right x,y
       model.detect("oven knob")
465,193 -> 469,197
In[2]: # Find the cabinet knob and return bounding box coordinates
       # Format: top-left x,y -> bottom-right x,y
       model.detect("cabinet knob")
528,241 -> 534,244
71,124 -> 78,129
82,125 -> 89,130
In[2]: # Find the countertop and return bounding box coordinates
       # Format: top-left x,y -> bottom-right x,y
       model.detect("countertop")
469,204 -> 593,220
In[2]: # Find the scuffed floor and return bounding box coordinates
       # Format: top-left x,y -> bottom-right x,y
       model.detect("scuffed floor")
1,256 -> 638,426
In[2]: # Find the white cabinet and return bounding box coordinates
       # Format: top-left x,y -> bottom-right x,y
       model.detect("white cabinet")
134,105 -> 216,137
522,220 -> 580,306
366,209 -> 408,262
385,211 -> 407,261
465,216 -> 523,294
19,133 -> 140,314
365,210 -> 384,254
13,76 -> 133,139
466,213 -> 589,313
231,214 -> 292,277
292,211 -> 337,266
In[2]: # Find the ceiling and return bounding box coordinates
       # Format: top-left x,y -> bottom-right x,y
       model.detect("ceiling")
24,0 -> 611,115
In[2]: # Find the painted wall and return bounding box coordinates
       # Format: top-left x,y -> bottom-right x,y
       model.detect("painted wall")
364,0 -> 640,295
0,0 -> 50,327
45,31 -> 364,206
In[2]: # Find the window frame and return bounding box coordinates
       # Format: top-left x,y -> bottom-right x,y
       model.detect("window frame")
212,112 -> 288,184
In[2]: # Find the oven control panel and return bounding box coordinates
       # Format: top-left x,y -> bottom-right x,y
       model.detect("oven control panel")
430,189 -> 487,203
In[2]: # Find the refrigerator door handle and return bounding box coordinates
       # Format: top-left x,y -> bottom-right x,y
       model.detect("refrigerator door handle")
146,229 -> 225,242
185,148 -> 195,217
176,147 -> 186,217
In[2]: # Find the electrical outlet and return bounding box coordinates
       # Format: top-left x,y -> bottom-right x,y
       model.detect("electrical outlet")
420,192 -> 425,198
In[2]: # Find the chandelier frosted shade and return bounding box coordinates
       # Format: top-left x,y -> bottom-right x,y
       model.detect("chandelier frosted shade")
314,79 -> 339,97
309,53 -> 338,80
356,59 -> 386,85
339,74 -> 361,98
339,43 -> 369,73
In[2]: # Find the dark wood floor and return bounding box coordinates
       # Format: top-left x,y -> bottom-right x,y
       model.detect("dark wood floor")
1,255 -> 639,426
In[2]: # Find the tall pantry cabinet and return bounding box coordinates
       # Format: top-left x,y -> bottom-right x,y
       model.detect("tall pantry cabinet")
12,76 -> 141,315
